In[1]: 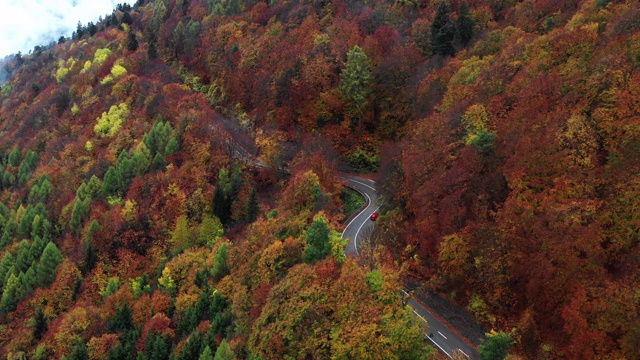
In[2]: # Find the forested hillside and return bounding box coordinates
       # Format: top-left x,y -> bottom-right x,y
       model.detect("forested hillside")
0,0 -> 639,358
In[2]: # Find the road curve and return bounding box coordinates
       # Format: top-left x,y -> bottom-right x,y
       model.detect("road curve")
342,175 -> 479,360
341,175 -> 380,256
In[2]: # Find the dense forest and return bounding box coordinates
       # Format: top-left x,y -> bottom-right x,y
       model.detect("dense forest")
0,0 -> 639,358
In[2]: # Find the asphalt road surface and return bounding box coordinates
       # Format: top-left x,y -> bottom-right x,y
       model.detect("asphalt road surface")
342,175 -> 380,256
342,175 -> 479,360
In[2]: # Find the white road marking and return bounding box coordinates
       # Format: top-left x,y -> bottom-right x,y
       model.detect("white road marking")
410,300 -> 454,359
341,176 -> 464,360
341,178 -> 380,256
353,192 -> 372,256
412,309 -> 427,323
349,178 -> 378,192
426,334 -> 452,358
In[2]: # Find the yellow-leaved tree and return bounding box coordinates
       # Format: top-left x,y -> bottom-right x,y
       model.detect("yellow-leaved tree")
94,103 -> 129,137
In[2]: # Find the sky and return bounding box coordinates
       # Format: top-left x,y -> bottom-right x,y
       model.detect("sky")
0,0 -> 136,58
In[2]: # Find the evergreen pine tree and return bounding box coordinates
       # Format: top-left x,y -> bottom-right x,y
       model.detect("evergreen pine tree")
30,236 -> 45,260
83,241 -> 97,274
148,34 -> 159,60
151,153 -> 166,171
127,29 -> 139,51
1,273 -> 20,311
212,185 -> 229,225
164,137 -> 179,155
199,345 -> 214,360
68,338 -> 90,360
431,1 -> 456,56
14,240 -> 32,273
23,266 -> 36,291
122,11 -> 133,25
177,331 -> 204,360
7,147 -> 21,167
212,243 -> 229,281
213,340 -> 235,360
108,304 -> 133,332
75,21 -> 85,40
37,242 -> 63,287
88,21 -> 98,36
70,196 -> 91,235
245,187 -> 259,223
103,166 -> 120,196
456,0 -> 475,46
339,46 -> 372,133
33,307 -> 47,340
0,253 -> 14,292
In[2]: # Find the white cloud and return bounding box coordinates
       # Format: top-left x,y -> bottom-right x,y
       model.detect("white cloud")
0,0 -> 136,58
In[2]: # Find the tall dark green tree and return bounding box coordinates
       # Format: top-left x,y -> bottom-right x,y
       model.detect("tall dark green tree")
212,168 -> 232,225
103,166 -> 120,196
213,339 -> 235,360
199,345 -> 214,360
75,21 -> 85,40
0,253 -> 15,292
108,304 -> 133,332
339,46 -> 372,133
7,146 -> 21,167
246,187 -> 259,223
68,338 -> 90,360
148,34 -> 159,60
87,21 -> 98,36
456,0 -> 475,46
211,243 -> 229,281
122,11 -> 133,25
36,241 -> 63,287
33,307 -> 48,340
127,30 -> 139,51
177,331 -> 205,360
70,196 -> 91,235
1,273 -> 20,311
431,1 -> 456,56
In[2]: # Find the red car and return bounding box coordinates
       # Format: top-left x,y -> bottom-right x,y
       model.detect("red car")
370,212 -> 379,221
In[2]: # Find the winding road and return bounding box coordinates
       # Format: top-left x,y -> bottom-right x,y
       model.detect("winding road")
342,175 -> 479,360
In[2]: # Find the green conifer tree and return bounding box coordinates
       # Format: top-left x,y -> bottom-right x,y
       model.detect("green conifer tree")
70,196 -> 91,234
456,0 -> 475,46
14,240 -> 32,273
37,241 -> 63,287
33,307 -> 48,340
339,46 -> 372,133
246,187 -> 259,223
213,340 -> 235,360
103,166 -> 120,196
1,273 -> 20,311
151,153 -> 166,171
124,30 -> 138,52
199,345 -> 214,360
165,137 -> 179,155
432,1 -> 456,56
212,243 -> 229,281
0,253 -> 15,292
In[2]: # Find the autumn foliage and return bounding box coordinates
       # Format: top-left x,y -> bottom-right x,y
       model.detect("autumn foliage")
0,0 -> 639,358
